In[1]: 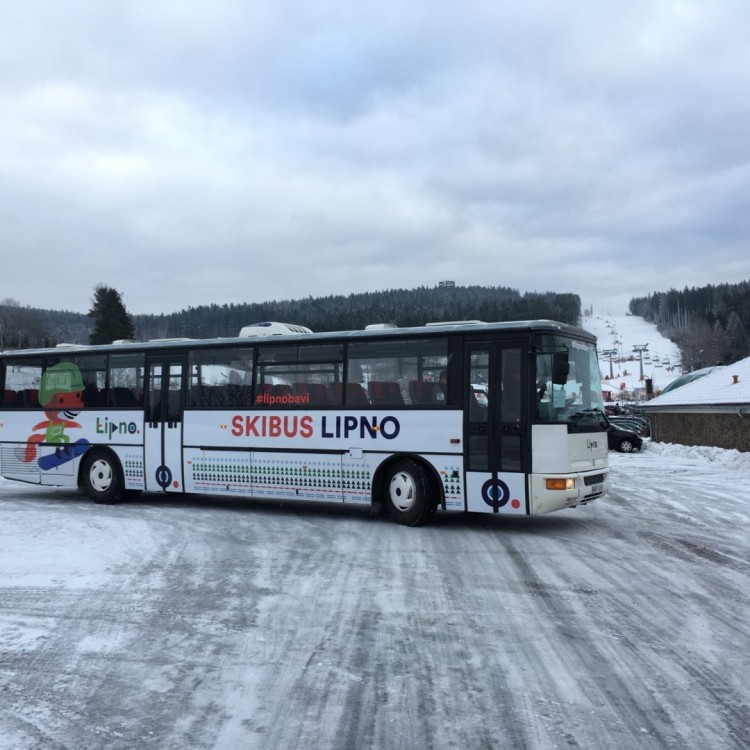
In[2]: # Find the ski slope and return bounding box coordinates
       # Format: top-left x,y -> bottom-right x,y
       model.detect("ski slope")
581,313 -> 683,397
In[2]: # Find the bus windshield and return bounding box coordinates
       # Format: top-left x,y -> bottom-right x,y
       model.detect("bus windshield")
535,335 -> 606,426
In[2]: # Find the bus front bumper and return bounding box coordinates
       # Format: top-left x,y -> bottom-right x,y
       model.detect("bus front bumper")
529,470 -> 609,514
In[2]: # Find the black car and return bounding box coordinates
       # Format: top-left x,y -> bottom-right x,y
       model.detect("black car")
608,416 -> 649,436
607,420 -> 643,453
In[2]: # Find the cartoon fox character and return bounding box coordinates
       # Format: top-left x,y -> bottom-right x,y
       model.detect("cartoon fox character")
23,362 -> 85,462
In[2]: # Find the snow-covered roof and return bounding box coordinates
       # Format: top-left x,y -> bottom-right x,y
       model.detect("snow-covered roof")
643,355 -> 750,410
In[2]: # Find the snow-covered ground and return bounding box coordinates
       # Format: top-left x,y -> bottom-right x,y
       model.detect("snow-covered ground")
1,441 -> 748,749
581,313 -> 683,398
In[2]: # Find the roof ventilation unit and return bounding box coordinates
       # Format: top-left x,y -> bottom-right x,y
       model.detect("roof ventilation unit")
238,322 -> 313,337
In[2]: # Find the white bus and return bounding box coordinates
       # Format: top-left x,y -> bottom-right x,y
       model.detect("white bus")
0,320 -> 609,525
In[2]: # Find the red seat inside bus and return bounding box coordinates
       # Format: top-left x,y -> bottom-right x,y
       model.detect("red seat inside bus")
367,381 -> 404,406
409,380 -> 437,405
293,382 -> 331,406
329,382 -> 369,406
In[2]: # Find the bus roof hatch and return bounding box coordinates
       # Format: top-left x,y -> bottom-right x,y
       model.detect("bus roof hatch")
238,322 -> 313,337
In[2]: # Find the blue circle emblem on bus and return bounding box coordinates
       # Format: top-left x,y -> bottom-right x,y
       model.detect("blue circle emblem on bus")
155,465 -> 173,489
481,478 -> 510,508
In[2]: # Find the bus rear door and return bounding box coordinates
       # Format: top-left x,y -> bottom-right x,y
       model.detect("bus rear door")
144,354 -> 186,494
464,342 -> 529,514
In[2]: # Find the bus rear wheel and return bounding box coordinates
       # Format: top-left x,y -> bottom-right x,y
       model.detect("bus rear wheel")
81,450 -> 124,505
383,458 -> 436,527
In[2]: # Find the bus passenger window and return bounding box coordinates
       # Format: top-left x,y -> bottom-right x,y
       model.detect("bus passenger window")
109,353 -> 145,409
189,347 -> 254,408
293,382 -> 331,406
348,338 -> 448,407
469,386 -> 488,422
469,351 -> 489,422
501,349 -> 521,422
1,360 -> 43,408
367,381 -> 404,406
256,344 -> 343,408
344,383 -> 369,406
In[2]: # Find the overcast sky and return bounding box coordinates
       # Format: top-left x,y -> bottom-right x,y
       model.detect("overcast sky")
2,1 -> 749,317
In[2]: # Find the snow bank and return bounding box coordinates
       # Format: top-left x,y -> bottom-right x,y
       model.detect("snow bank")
644,439 -> 750,472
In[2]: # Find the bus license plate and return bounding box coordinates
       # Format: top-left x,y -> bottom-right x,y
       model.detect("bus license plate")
587,482 -> 603,497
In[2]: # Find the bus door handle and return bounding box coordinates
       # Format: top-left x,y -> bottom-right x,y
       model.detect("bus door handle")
469,424 -> 487,435
502,423 -> 521,434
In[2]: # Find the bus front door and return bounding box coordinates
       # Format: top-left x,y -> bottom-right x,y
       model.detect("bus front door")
465,343 -> 529,514
144,355 -> 186,494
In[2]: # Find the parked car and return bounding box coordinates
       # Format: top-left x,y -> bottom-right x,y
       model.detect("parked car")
608,416 -> 649,436
607,420 -> 643,453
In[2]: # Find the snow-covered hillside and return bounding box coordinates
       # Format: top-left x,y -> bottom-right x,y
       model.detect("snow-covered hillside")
581,313 -> 683,398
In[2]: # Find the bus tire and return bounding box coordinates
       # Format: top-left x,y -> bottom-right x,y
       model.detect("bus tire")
81,449 -> 124,504
383,458 -> 436,527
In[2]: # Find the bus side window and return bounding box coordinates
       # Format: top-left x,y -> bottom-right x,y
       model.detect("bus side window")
82,383 -> 103,406
348,337 -> 448,408
273,384 -> 293,402
2,360 -> 43,409
294,382 -> 331,406
109,353 -> 145,410
469,388 -> 487,422
409,380 -> 436,404
500,349 -> 521,422
345,383 -> 369,406
367,381 -> 404,406
111,387 -> 138,407
255,383 -> 274,406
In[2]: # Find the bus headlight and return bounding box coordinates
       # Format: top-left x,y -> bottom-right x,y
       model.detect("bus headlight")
545,477 -> 576,491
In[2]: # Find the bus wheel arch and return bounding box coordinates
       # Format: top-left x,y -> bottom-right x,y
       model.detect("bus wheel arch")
373,455 -> 441,526
79,447 -> 125,505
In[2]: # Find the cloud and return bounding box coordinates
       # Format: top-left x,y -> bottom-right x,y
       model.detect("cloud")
1,1 -> 749,315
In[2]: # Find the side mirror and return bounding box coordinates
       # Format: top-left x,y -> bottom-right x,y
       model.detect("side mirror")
552,351 -> 569,385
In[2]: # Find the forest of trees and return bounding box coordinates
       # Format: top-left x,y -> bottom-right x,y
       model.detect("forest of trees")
6,279 -> 750,372
0,285 -> 581,349
135,286 -> 582,340
0,298 -> 90,350
629,281 -> 750,368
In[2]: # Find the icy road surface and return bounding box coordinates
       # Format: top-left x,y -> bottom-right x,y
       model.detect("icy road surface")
1,444 -> 748,750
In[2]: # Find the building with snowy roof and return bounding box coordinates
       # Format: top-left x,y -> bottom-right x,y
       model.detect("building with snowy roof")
642,356 -> 750,452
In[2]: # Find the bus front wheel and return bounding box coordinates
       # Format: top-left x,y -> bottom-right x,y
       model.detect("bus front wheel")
81,450 -> 124,505
383,458 -> 436,527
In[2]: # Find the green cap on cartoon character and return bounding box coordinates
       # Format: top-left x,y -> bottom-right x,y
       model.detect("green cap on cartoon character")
39,362 -> 85,410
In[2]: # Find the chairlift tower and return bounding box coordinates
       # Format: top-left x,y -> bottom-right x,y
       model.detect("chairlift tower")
632,344 -> 649,381
601,348 -> 617,379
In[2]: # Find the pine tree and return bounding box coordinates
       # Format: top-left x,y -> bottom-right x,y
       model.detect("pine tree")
710,320 -> 730,365
88,285 -> 135,345
726,311 -> 748,361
